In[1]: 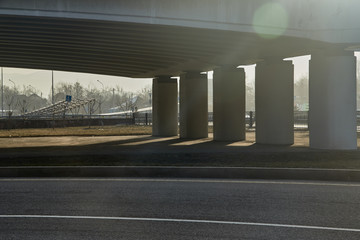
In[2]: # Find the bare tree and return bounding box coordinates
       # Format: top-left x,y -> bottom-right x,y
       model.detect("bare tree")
246,82 -> 255,111
294,76 -> 309,111
84,99 -> 97,128
86,88 -> 100,114
53,82 -> 71,103
17,97 -> 30,116
3,85 -> 18,118
115,91 -> 137,113
135,86 -> 152,108
73,81 -> 84,100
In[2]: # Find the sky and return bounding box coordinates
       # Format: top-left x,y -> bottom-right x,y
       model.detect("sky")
2,69 -> 152,98
1,53 -> 358,98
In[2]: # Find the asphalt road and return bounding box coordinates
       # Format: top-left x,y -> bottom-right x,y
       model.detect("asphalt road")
0,178 -> 360,239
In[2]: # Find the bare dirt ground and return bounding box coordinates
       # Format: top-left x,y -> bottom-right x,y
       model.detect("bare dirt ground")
0,127 -> 359,169
0,125 -> 152,138
0,130 -> 310,148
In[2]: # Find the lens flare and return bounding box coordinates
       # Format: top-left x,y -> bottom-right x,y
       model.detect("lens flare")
252,2 -> 288,39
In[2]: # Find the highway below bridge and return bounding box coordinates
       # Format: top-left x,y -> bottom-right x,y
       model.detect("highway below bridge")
0,178 -> 359,239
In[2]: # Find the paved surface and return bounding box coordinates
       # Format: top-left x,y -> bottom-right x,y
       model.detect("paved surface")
2,166 -> 360,182
0,178 -> 360,239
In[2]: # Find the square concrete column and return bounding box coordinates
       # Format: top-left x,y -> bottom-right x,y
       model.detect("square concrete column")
180,72 -> 208,139
213,67 -> 245,141
309,51 -> 357,150
152,76 -> 178,136
255,59 -> 294,145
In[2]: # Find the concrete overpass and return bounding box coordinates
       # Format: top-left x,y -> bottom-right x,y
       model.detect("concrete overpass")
0,0 -> 359,149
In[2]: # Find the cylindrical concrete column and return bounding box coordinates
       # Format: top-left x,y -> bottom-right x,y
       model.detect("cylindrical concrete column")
255,59 -> 294,145
180,72 -> 208,139
152,76 -> 178,136
213,67 -> 245,141
309,51 -> 357,150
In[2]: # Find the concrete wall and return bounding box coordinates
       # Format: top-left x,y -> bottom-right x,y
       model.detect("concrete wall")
180,72 -> 208,139
255,59 -> 294,145
309,52 -> 357,150
213,67 -> 245,141
152,76 -> 178,136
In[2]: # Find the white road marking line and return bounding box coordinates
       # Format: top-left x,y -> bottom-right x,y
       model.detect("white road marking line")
0,178 -> 359,187
0,215 -> 359,232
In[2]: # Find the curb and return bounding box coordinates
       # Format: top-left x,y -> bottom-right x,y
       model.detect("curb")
0,166 -> 360,182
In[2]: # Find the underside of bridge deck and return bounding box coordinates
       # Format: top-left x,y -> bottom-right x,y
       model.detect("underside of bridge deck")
0,15 -> 335,78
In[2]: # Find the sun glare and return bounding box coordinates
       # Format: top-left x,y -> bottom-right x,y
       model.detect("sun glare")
252,2 -> 288,39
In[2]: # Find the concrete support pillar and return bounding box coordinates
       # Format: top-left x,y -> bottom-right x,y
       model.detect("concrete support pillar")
309,51 -> 357,149
255,59 -> 294,145
152,76 -> 178,136
180,72 -> 208,139
213,67 -> 245,141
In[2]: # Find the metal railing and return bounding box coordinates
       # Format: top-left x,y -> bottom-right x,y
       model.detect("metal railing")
2,111 -> 360,130
132,111 -> 309,129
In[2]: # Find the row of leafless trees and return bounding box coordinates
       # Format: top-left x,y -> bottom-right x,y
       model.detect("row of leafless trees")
1,81 -> 152,117
1,85 -> 47,117
51,82 -> 151,115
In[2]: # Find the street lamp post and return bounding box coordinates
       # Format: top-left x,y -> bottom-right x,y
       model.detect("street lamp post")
52,71 -> 54,105
97,79 -> 104,89
112,88 -> 115,109
8,79 -> 15,89
27,85 -> 38,111
8,79 -> 16,118
1,67 -> 3,117
28,85 -> 37,95
97,80 -> 104,114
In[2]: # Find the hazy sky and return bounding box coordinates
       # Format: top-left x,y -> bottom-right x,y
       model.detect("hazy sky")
3,68 -> 152,98
1,53 -> 358,97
